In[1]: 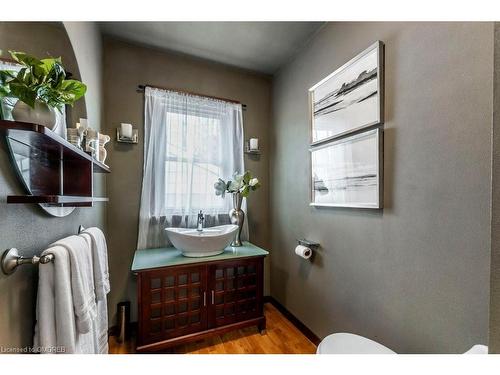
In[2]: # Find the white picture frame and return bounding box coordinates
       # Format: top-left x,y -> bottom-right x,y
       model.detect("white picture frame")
309,41 -> 384,145
310,128 -> 383,209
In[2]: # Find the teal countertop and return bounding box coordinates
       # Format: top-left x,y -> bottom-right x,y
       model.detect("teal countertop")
131,241 -> 269,272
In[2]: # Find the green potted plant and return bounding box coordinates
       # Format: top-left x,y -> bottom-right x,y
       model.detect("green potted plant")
0,50 -> 86,129
214,171 -> 260,246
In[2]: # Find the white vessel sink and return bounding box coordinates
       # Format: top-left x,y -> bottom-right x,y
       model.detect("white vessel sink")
165,224 -> 239,257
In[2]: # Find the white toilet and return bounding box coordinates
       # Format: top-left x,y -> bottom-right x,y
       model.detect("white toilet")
317,333 -> 395,354
317,332 -> 488,354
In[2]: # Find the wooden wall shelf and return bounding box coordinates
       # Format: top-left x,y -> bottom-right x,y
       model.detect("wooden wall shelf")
0,120 -> 110,173
7,195 -> 109,206
0,119 -> 110,213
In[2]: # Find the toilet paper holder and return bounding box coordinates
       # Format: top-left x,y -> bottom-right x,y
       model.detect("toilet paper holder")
297,239 -> 320,248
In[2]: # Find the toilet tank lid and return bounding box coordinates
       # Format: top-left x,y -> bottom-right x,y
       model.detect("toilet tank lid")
317,333 -> 396,354
464,345 -> 488,354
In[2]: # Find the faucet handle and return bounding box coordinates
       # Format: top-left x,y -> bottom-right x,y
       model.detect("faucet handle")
196,210 -> 205,232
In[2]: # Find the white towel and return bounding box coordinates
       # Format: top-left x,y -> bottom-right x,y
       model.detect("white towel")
80,227 -> 110,354
34,245 -> 94,354
51,235 -> 96,334
34,246 -> 68,352
95,300 -> 109,354
81,227 -> 110,300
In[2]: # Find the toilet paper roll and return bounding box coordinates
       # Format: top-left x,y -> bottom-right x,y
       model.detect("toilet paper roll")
295,244 -> 312,259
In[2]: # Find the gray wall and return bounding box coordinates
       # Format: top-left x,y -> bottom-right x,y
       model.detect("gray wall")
1,22 -> 495,354
102,38 -> 272,325
490,22 -> 500,354
271,22 -> 493,353
0,22 -> 104,349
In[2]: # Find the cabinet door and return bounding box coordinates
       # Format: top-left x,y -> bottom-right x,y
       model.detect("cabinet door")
139,265 -> 207,345
208,257 -> 263,328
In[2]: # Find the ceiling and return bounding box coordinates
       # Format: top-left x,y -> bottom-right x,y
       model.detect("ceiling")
99,22 -> 324,75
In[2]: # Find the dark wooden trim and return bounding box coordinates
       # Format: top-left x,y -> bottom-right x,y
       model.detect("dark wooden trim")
110,298 -> 319,351
263,296 -> 320,346
108,321 -> 137,337
116,299 -> 320,349
136,317 -> 265,353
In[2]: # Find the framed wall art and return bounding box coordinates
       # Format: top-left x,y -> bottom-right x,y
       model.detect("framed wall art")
310,128 -> 383,209
309,41 -> 384,145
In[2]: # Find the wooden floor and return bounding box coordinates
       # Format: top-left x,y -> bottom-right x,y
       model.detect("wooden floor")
109,303 -> 317,354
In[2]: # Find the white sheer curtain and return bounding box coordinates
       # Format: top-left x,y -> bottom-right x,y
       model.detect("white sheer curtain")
137,87 -> 247,249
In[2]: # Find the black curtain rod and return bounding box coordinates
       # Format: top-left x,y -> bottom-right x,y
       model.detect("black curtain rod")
136,84 -> 247,109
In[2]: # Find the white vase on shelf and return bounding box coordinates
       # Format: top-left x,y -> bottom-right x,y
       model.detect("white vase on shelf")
98,133 -> 111,164
12,100 -> 56,129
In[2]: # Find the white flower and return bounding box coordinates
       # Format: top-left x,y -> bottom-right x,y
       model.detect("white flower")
214,179 -> 226,197
249,178 -> 259,187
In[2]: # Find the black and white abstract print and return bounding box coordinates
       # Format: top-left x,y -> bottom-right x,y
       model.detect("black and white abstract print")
310,43 -> 382,143
311,129 -> 381,208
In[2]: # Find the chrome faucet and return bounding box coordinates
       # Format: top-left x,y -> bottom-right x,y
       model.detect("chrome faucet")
197,210 -> 204,232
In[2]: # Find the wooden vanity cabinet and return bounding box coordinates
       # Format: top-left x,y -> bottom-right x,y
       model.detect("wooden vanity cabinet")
138,264 -> 209,346
135,254 -> 265,352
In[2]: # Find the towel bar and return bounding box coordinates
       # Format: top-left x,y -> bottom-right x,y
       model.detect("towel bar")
1,248 -> 55,275
1,225 -> 87,275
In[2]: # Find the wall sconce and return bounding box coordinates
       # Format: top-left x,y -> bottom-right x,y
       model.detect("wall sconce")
116,123 -> 138,144
245,138 -> 261,155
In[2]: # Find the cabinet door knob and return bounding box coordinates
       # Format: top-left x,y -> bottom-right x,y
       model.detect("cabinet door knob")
203,291 -> 207,307
211,290 -> 215,305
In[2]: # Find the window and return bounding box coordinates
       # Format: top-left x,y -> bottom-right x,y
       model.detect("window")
137,87 -> 245,249
165,111 -> 225,213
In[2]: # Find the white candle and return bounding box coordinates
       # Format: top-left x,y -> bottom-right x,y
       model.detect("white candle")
79,118 -> 88,129
249,138 -> 259,151
121,123 -> 133,139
